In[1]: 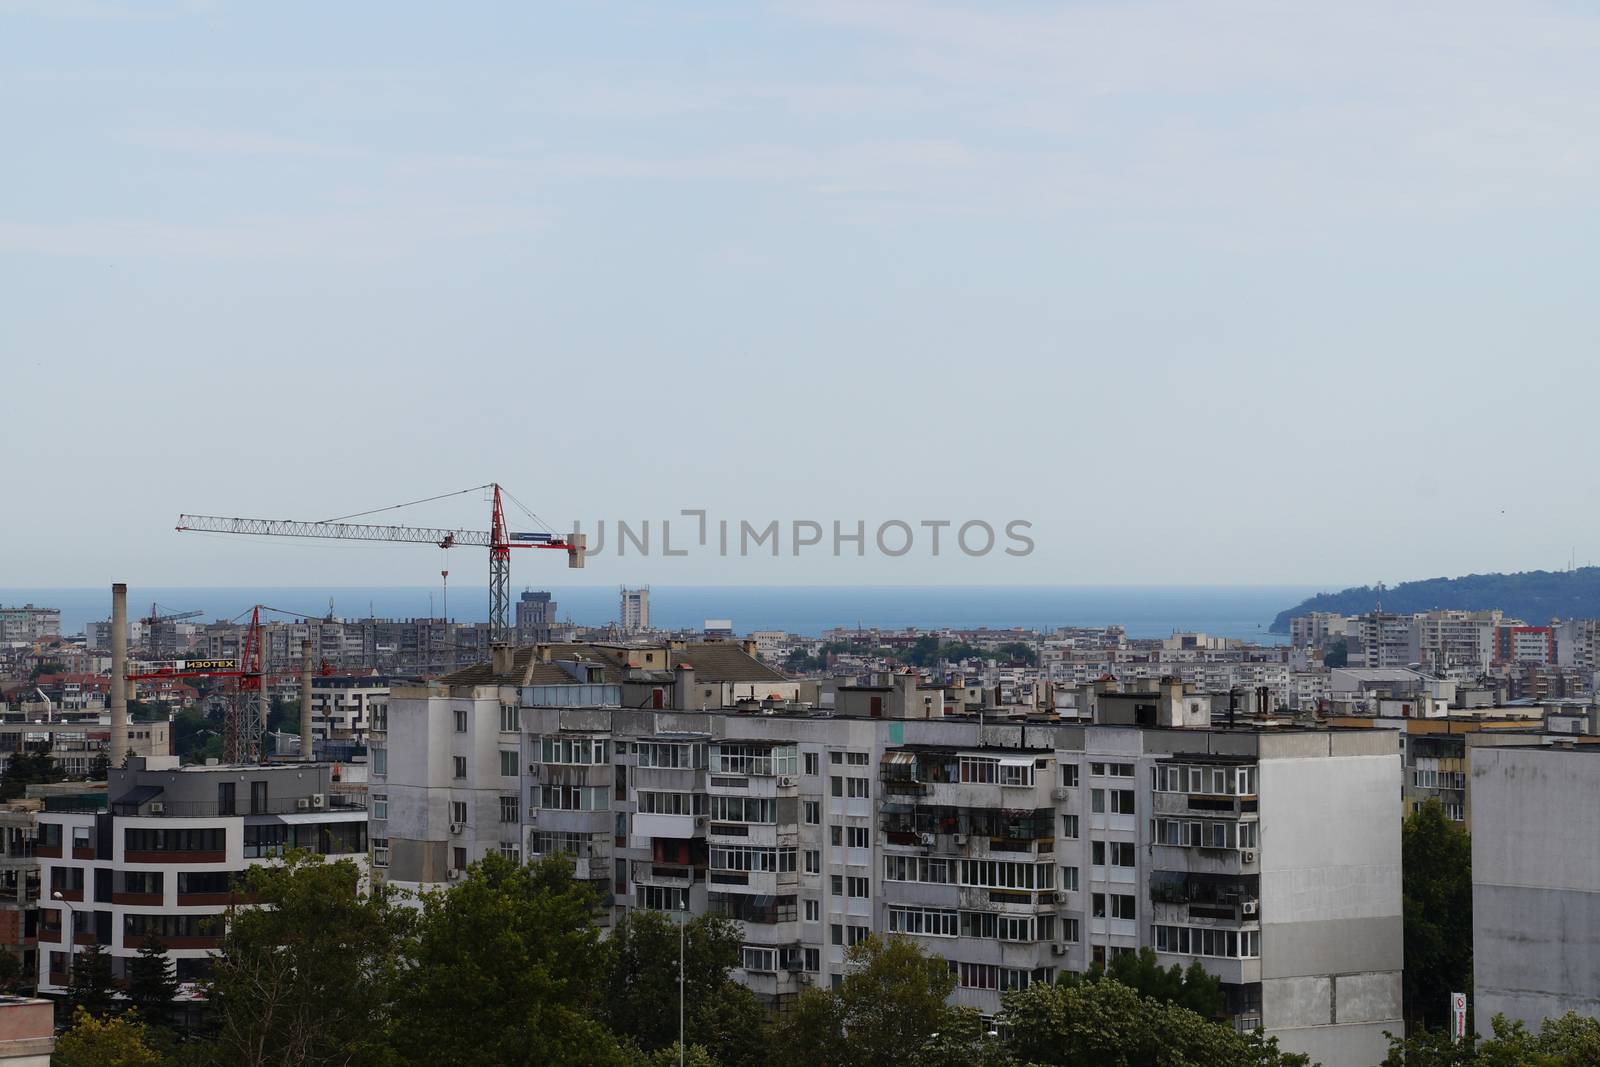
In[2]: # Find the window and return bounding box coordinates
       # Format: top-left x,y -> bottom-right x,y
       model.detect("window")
886,906 -> 958,936
805,948 -> 820,971
710,744 -> 797,776
997,915 -> 1035,942
958,860 -> 1056,890
1091,789 -> 1105,813
847,876 -> 869,898
125,827 -> 226,853
373,793 -> 388,820
500,750 -> 519,777
805,850 -> 820,874
372,747 -> 387,775
499,796 -> 519,823
637,885 -> 690,912
1110,842 -> 1135,867
637,791 -> 707,815
454,847 -> 467,870
847,925 -> 869,946
831,924 -> 843,945
847,777 -> 869,799
454,709 -> 468,733
530,831 -> 589,856
830,752 -> 843,765
1153,925 -> 1257,959
1061,764 -> 1080,788
1105,763 -> 1134,777
540,737 -> 612,765
830,825 -> 843,846
498,843 -> 521,864
1110,790 -> 1135,815
453,756 -> 467,780
846,751 -> 869,766
830,776 -> 843,797
500,704 -> 519,732
451,801 -> 468,824
804,801 -> 820,825
741,945 -> 776,973
847,826 -> 870,849
804,752 -> 820,775
1111,894 -> 1135,920
1063,917 -> 1080,943
1090,762 -> 1104,776
372,837 -> 389,867
1092,841 -> 1104,866
805,899 -> 820,922
710,796 -> 777,823
882,856 -> 954,883
637,742 -> 704,769
1092,893 -> 1105,918
1062,865 -> 1079,891
710,846 -> 796,873
831,875 -> 843,896
999,761 -> 1034,787
960,756 -> 998,783
539,785 -> 609,811
1061,814 -> 1079,839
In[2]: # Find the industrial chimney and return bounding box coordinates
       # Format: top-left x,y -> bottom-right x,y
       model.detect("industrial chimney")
110,582 -> 128,767
300,639 -> 314,761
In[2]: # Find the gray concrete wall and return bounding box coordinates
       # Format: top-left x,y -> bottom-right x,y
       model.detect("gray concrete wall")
1472,746 -> 1600,1034
1259,753 -> 1404,1067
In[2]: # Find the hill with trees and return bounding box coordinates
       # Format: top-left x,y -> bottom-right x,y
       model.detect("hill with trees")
1271,568 -> 1600,633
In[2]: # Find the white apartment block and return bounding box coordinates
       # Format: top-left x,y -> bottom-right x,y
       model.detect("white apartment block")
36,758 -> 366,996
381,643 -> 1401,1067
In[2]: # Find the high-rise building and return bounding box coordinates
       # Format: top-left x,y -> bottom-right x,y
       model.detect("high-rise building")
620,587 -> 650,633
515,590 -> 558,643
0,605 -> 60,644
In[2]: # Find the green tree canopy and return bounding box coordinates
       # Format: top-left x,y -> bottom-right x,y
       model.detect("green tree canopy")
1404,798 -> 1473,1028
67,939 -> 117,1019
54,1007 -> 163,1067
125,936 -> 179,1030
206,850 -> 413,1067
392,852 -> 629,1067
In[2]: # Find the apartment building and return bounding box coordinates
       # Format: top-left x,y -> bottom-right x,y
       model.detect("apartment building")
0,719 -> 168,777
1471,744 -> 1600,1034
374,641 -> 794,895
379,640 -> 1401,1066
0,608 -> 60,646
307,675 -> 403,745
508,670 -> 1400,1067
620,588 -> 650,633
35,758 -> 366,995
1288,613 -> 1351,650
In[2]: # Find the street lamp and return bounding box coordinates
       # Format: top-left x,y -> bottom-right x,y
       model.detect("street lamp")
51,890 -> 73,985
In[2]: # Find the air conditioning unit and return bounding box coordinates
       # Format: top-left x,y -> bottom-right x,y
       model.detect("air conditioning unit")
527,810 -> 538,824
1051,943 -> 1068,956
447,868 -> 463,882
1052,891 -> 1068,904
527,763 -> 540,776
449,823 -> 464,836
309,793 -> 326,809
695,816 -> 708,827
777,775 -> 797,788
148,801 -> 164,814
1241,850 -> 1255,864
295,798 -> 311,811
1242,900 -> 1258,916
1051,787 -> 1071,801
918,833 -> 934,849
953,833 -> 968,845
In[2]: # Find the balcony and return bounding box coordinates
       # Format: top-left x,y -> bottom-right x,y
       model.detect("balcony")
111,796 -> 366,818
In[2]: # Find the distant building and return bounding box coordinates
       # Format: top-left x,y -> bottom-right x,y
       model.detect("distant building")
704,619 -> 733,639
515,590 -> 558,644
1472,744 -> 1600,1034
0,607 -> 59,645
620,587 -> 650,633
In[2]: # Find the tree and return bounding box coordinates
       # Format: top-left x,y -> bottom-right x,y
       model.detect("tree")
603,910 -> 766,1065
125,936 -> 178,1030
1380,1026 -> 1478,1067
1404,799 -> 1472,1027
774,935 -> 957,1067
0,946 -> 28,993
0,749 -> 64,801
992,642 -> 1039,666
1099,947 -> 1223,1019
1478,1011 -> 1600,1067
67,939 -> 118,1019
1324,638 -> 1349,668
205,850 -> 413,1067
999,978 -> 1310,1067
54,1007 -> 163,1067
392,853 -> 630,1067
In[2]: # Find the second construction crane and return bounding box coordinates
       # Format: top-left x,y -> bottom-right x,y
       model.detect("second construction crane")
177,483 -> 585,643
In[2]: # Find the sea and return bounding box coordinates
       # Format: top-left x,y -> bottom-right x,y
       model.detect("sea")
0,586 -> 1319,643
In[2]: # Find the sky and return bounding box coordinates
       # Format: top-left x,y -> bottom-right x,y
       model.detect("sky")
3,0 -> 1598,591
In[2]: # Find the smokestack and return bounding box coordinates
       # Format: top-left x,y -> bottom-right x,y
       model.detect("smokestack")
110,583 -> 128,768
300,639 -> 314,761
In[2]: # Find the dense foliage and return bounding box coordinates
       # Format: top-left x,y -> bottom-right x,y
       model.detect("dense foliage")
1382,1013 -> 1600,1067
1270,567 -> 1600,633
1404,799 -> 1473,1029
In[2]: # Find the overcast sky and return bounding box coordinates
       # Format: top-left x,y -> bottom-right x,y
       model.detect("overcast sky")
3,1 -> 1598,590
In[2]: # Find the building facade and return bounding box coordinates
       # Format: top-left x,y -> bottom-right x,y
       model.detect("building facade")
36,758 -> 366,995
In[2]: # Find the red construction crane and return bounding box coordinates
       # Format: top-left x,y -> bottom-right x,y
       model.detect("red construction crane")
128,606 -> 266,763
176,483 -> 585,643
